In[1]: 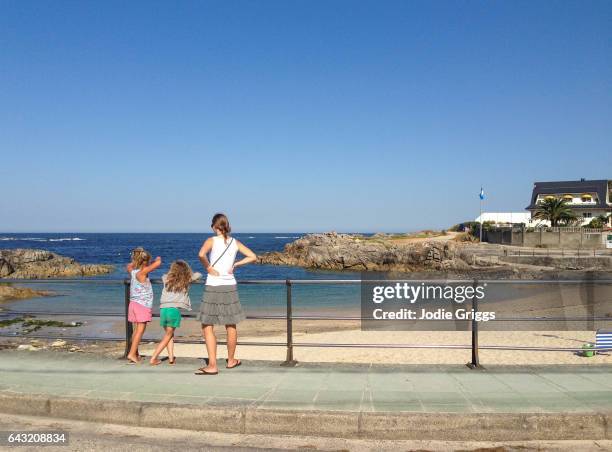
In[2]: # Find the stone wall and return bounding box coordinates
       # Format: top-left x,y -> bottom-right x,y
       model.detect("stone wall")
485,228 -> 607,249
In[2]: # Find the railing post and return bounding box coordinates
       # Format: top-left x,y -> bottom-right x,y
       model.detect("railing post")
466,279 -> 482,369
281,278 -> 298,367
123,279 -> 132,359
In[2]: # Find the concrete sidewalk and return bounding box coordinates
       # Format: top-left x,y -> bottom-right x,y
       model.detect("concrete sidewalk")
1,349 -> 612,440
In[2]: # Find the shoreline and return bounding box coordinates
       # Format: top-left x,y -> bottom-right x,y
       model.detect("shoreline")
1,243 -> 610,367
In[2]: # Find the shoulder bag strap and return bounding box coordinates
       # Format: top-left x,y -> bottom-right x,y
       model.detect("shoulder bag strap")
211,237 -> 234,267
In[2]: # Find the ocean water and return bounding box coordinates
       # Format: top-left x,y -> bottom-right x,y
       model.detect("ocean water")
0,233 -> 362,316
3,234 -> 611,337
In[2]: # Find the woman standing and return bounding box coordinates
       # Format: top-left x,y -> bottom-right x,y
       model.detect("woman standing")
196,213 -> 257,375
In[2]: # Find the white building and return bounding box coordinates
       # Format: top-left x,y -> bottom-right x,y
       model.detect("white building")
475,212 -> 531,226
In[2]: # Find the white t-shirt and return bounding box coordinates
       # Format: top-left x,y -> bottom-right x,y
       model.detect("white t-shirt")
206,236 -> 238,286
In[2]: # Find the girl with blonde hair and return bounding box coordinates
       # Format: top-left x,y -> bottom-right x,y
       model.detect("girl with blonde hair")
126,247 -> 161,363
150,260 -> 202,366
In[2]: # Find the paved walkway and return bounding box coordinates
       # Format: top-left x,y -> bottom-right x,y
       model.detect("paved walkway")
1,350 -> 611,413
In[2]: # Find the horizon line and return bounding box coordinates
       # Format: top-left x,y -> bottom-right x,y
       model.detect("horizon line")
0,230 -> 404,235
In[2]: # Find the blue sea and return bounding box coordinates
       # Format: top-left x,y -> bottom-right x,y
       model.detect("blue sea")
0,233 -> 362,318
3,234 -> 611,338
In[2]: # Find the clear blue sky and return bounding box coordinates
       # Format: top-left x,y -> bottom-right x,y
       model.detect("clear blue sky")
1,1 -> 610,233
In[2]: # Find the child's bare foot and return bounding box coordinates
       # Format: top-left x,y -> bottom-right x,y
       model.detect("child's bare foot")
226,358 -> 241,369
150,358 -> 162,366
127,354 -> 141,364
168,357 -> 176,365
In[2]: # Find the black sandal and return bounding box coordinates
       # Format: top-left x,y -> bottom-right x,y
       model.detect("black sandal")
194,367 -> 218,375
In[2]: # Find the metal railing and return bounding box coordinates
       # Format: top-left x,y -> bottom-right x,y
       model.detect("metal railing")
503,248 -> 612,257
1,278 -> 612,369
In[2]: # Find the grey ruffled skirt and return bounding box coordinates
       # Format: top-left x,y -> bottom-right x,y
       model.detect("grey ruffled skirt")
197,285 -> 246,325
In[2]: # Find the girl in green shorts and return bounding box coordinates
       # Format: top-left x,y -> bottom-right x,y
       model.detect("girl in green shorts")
150,261 -> 202,365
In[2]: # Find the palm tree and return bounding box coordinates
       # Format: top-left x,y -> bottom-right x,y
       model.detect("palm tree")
533,198 -> 577,227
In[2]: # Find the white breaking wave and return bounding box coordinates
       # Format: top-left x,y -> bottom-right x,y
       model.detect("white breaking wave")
48,238 -> 85,242
0,237 -> 85,242
0,237 -> 46,241
274,236 -> 299,239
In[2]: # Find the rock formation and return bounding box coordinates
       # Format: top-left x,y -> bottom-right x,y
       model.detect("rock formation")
0,285 -> 52,302
259,232 -> 473,272
0,249 -> 114,279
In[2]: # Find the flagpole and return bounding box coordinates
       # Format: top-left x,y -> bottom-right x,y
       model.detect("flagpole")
479,195 -> 483,242
479,186 -> 483,243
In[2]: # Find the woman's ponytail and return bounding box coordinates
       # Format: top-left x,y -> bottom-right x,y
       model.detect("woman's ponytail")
211,213 -> 231,243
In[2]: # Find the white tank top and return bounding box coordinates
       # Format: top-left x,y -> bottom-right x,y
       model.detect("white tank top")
206,235 -> 238,286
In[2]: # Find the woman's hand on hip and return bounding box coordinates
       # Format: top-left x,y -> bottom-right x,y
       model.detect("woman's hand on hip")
207,266 -> 220,277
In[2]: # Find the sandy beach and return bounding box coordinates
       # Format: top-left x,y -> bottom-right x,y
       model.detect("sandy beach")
4,279 -> 611,367
135,318 -> 611,366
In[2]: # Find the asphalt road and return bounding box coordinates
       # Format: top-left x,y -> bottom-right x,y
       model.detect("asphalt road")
1,413 -> 611,452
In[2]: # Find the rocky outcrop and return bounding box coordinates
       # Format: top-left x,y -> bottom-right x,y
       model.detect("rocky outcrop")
0,249 -> 114,279
259,232 -> 473,272
0,285 -> 53,302
0,258 -> 13,277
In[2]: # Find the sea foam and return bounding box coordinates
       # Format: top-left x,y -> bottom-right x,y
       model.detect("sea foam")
0,237 -> 85,242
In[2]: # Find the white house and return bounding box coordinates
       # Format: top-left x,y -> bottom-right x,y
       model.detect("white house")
526,179 -> 612,227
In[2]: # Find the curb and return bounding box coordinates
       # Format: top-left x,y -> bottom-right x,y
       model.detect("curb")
0,392 -> 610,441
